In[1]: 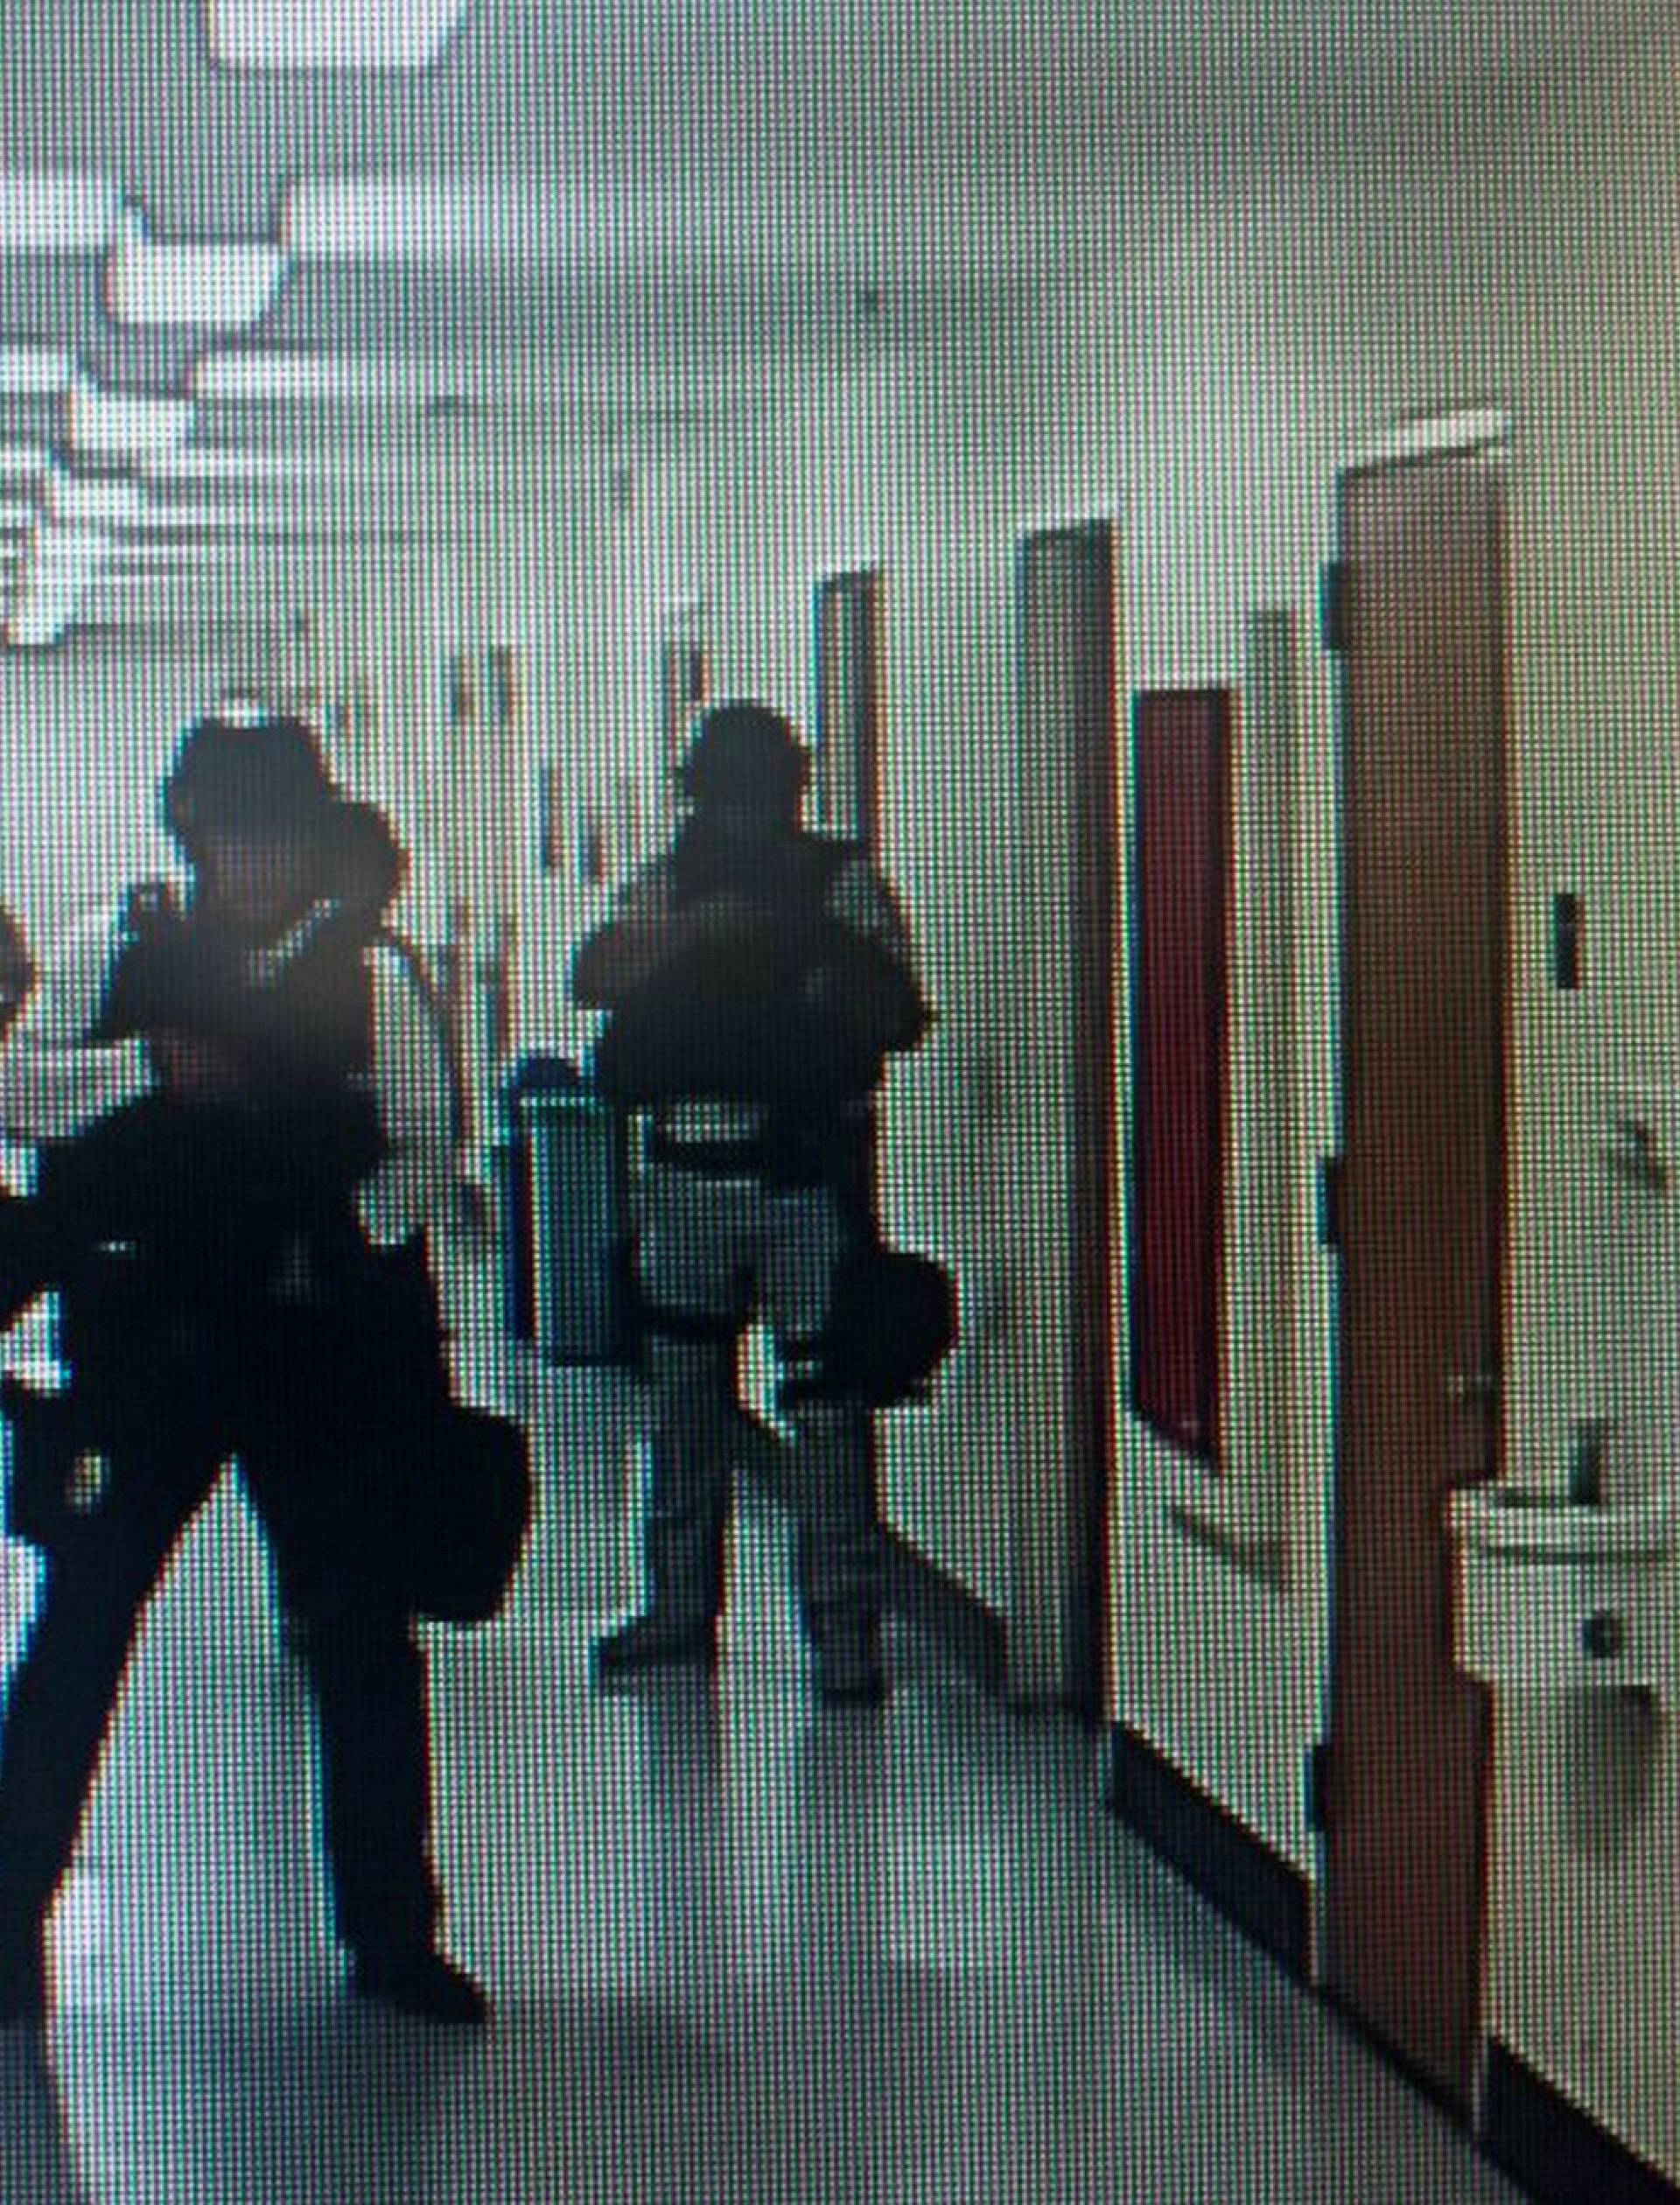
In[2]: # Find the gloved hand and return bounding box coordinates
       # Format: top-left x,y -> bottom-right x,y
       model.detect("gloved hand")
149,1029 -> 244,1101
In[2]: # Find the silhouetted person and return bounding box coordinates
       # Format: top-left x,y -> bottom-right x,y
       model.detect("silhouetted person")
577,700 -> 928,1705
0,711 -> 485,2028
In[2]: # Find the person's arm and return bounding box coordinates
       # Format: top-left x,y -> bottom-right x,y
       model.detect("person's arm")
809,858 -> 930,1051
355,941 -> 459,1249
0,906 -> 158,1144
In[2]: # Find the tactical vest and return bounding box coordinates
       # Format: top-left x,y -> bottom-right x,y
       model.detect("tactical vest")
40,893 -> 385,1315
591,830 -> 913,1117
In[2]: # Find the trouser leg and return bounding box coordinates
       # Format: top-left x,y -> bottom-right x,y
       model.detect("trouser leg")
247,1456 -> 438,1962
300,1592 -> 438,1959
639,1334 -> 739,1631
789,1401 -> 884,1680
760,1182 -> 884,1687
0,1469 -> 206,1950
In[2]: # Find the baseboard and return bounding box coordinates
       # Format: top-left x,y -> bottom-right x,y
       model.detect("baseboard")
882,1531 -> 1008,1691
1482,2042 -> 1680,2205
1107,1724 -> 1312,1983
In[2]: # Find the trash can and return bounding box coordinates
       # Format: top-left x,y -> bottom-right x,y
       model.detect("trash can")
496,1054 -> 584,1344
524,1083 -> 631,1365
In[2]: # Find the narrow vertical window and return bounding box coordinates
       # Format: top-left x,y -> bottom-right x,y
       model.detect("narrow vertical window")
1129,687 -> 1233,1465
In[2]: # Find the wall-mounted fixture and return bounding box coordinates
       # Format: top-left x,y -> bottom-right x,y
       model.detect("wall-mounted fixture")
1448,1486 -> 1673,1697
1448,1085 -> 1680,1703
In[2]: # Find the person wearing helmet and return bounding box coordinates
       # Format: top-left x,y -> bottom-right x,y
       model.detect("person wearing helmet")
575,698 -> 929,1707
0,710 -> 486,2030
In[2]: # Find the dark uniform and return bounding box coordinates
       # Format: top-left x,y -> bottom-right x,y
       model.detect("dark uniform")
0,716 -> 482,2027
578,701 -> 928,1706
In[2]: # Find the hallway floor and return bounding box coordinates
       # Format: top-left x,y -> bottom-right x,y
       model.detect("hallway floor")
0,1323 -> 1527,2203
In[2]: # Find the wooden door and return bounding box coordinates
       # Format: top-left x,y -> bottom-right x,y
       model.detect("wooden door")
1324,447 -> 1509,2109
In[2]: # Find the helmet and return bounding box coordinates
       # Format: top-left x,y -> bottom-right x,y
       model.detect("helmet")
163,712 -> 339,858
677,700 -> 809,814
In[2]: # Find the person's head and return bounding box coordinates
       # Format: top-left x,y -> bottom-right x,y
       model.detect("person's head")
164,712 -> 340,936
677,700 -> 809,850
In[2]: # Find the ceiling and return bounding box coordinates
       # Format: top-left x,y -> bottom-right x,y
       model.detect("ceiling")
0,0 -> 1656,645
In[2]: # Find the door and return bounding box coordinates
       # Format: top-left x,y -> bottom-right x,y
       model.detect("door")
1018,523 -> 1121,1717
1323,446 -> 1509,2108
814,567 -> 885,1224
815,569 -> 882,851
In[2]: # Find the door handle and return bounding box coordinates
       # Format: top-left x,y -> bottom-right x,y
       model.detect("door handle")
1446,1367 -> 1500,1409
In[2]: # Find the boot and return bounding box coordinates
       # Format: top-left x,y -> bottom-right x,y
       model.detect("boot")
0,1926 -> 46,2029
815,1630 -> 889,1711
592,1612 -> 721,1687
351,1944 -> 488,2026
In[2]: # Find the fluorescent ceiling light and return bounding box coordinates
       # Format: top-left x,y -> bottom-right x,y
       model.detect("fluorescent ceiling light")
28,522 -> 111,579
284,178 -> 545,259
44,466 -> 144,530
108,209 -> 290,333
67,380 -> 194,466
0,173 -> 121,252
8,521 -> 108,645
192,350 -> 457,402
206,1 -> 472,69
5,602 -> 74,648
141,506 -> 278,531
0,346 -> 74,396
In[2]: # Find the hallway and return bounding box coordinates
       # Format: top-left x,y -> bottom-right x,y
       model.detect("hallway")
0,1312 -> 1524,2204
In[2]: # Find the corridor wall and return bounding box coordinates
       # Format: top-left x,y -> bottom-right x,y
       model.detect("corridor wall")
1014,22 -> 1680,2187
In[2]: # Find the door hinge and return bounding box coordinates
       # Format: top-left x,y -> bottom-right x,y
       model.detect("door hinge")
1320,559 -> 1352,654
1306,1738 -> 1334,1834
1319,1154 -> 1344,1250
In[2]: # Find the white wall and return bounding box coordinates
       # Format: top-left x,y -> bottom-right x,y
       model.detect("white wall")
1015,23 -> 1680,2181
0,646 -> 231,934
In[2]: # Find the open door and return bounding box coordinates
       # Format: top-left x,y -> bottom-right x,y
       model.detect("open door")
1017,522 -> 1121,1718
815,569 -> 882,853
1322,444 -> 1509,2109
814,567 -> 885,1228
